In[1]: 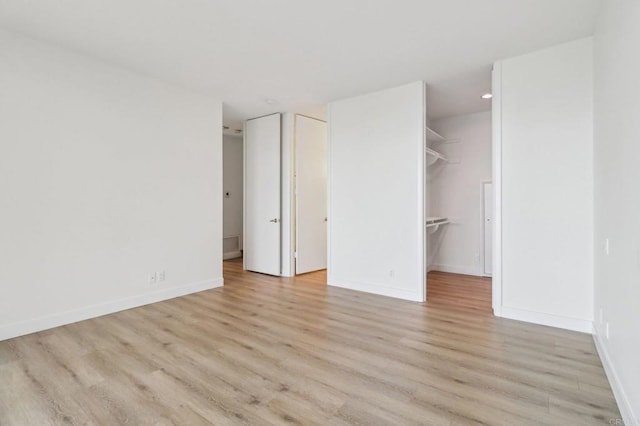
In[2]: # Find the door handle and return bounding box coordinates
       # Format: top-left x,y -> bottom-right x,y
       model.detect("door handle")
270,218 -> 279,223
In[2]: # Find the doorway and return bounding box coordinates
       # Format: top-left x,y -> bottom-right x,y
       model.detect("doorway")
243,113 -> 328,278
295,115 -> 327,275
222,131 -> 244,261
424,112 -> 493,313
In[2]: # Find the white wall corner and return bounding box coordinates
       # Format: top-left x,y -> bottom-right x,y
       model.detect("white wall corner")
593,328 -> 638,426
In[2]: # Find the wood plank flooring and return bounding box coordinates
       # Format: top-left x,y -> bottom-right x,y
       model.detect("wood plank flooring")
427,271 -> 492,313
0,259 -> 621,425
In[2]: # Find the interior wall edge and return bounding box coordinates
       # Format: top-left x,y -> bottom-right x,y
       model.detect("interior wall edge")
491,60 -> 503,317
280,113 -> 295,277
593,330 -> 638,426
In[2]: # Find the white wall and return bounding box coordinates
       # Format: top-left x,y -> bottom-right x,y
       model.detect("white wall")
223,135 -> 243,257
495,37 -> 593,333
429,111 -> 492,276
0,30 -> 223,340
328,81 -> 425,301
593,2 -> 640,423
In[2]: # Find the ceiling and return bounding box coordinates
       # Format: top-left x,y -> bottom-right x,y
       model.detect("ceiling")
0,0 -> 601,132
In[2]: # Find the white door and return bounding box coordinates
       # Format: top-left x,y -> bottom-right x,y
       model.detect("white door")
244,114 -> 281,276
483,182 -> 493,276
295,115 -> 327,274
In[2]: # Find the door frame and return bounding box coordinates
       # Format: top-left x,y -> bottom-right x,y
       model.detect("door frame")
491,62 -> 503,316
481,180 -> 493,277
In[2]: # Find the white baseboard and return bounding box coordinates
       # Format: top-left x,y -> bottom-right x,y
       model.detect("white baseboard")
499,306 -> 593,333
429,263 -> 484,277
0,277 -> 224,342
327,277 -> 423,302
593,328 -> 638,426
223,251 -> 242,260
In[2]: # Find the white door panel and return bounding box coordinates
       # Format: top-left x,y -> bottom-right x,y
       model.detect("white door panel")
295,116 -> 327,274
244,114 -> 281,276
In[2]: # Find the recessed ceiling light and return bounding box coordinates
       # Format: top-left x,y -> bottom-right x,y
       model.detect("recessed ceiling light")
481,93 -> 493,99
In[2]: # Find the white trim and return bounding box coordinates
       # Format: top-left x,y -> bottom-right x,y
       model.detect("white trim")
223,251 -> 242,260
491,62 -> 503,317
419,81 -> 427,302
593,329 -> 638,426
326,105 -> 333,283
481,180 -> 492,277
500,306 -> 593,333
328,277 -> 423,302
429,264 -> 484,277
281,113 -> 295,277
0,278 -> 224,341
242,120 -> 247,271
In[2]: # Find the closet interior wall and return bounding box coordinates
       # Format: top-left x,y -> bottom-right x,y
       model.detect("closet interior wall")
426,111 -> 492,277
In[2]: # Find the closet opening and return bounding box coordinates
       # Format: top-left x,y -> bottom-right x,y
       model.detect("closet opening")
222,123 -> 244,265
424,112 -> 493,314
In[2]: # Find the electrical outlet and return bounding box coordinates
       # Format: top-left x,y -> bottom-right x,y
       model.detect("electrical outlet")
158,271 -> 166,282
148,272 -> 157,284
389,269 -> 395,278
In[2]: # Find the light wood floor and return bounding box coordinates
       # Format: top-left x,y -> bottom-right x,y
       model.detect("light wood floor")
427,271 -> 492,314
0,259 -> 621,425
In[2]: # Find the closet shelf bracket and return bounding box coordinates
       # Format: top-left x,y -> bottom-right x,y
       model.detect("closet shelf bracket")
426,217 -> 449,234
426,126 -> 459,144
425,147 -> 448,165
426,127 -> 447,142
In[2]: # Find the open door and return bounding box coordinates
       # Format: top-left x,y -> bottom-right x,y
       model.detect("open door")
295,115 -> 327,274
244,114 -> 281,276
